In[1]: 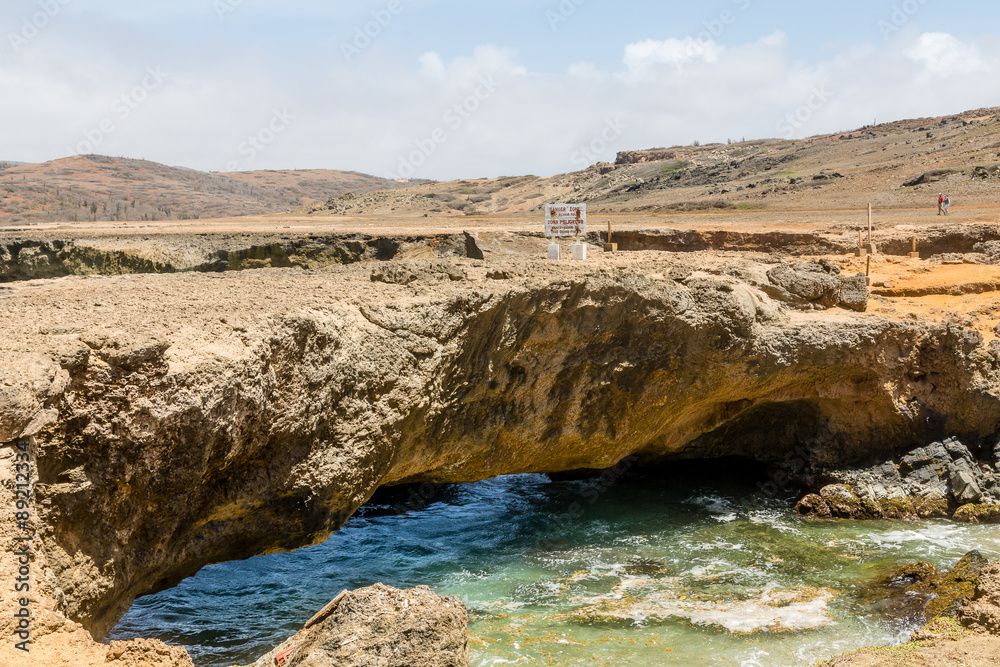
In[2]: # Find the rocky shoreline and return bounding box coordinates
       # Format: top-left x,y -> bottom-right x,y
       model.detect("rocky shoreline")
228,551 -> 1000,667
814,552 -> 1000,666
795,437 -> 1000,523
5,236 -> 1000,664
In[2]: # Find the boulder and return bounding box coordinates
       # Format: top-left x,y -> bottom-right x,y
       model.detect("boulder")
246,584 -> 468,667
765,261 -> 867,311
944,437 -> 974,462
958,563 -> 1000,634
795,437 -> 1000,521
795,494 -> 832,518
820,484 -> 866,518
106,639 -> 194,667
839,274 -> 869,312
767,261 -> 841,307
953,504 -> 1000,524
951,470 -> 984,505
865,551 -> 989,626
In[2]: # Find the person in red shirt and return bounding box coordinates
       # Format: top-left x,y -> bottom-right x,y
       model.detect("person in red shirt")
938,193 -> 945,215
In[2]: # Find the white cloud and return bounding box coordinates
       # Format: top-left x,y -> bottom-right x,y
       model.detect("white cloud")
418,52 -> 447,80
621,37 -> 725,82
906,32 -> 986,76
760,30 -> 787,48
2,15 -> 1000,182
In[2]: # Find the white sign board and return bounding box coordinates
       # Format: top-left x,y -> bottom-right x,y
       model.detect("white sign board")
545,204 -> 587,238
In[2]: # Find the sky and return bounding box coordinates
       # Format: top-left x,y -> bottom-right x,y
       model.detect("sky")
1,0 -> 999,180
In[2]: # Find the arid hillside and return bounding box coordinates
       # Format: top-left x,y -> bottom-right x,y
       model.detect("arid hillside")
0,155 -> 411,225
307,106 -> 1000,218
4,106 -> 999,229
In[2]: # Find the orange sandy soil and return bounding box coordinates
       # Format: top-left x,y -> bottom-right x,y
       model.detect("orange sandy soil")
832,256 -> 1000,341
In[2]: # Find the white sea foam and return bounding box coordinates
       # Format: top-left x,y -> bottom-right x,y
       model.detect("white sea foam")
749,509 -> 804,535
574,585 -> 838,634
854,522 -> 1000,562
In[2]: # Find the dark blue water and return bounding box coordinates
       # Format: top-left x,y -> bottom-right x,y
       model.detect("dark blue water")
109,467 -> 1000,667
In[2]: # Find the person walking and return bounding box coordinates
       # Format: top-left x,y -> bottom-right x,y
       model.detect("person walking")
943,194 -> 951,216
938,193 -> 945,215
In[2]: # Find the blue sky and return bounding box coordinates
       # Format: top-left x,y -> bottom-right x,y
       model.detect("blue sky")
2,1 -> 999,179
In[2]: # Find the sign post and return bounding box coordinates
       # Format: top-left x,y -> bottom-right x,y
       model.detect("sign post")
865,203 -> 878,255
545,204 -> 587,260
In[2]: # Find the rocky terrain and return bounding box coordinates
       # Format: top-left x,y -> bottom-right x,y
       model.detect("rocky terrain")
4,106 -> 1000,666
301,107 -> 1000,218
5,107 -> 999,230
795,437 -> 1000,522
5,224 -> 1000,665
815,552 -> 1000,666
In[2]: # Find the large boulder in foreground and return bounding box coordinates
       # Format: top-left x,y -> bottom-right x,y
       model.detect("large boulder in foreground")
247,584 -> 468,667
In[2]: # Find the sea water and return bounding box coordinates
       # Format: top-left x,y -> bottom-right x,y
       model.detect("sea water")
108,464 -> 1000,667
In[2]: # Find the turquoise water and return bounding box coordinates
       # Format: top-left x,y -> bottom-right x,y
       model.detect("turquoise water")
108,464 -> 1000,667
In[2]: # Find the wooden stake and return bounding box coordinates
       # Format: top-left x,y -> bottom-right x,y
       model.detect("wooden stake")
608,219 -> 613,245
304,590 -> 348,629
913,236 -> 917,253
868,204 -> 873,245
866,256 -> 871,277
858,230 -> 863,248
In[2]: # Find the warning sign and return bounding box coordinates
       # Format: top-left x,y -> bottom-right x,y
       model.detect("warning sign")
545,204 -> 587,238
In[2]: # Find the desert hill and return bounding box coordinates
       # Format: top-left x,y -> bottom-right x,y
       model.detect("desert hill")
0,155 -> 411,224
3,107 -> 999,228
307,106 -> 1000,218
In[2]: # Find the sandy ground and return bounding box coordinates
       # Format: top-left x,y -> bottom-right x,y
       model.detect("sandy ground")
2,204 -> 996,238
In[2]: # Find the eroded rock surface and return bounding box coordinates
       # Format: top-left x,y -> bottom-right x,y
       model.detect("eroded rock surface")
1,251 -> 999,656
